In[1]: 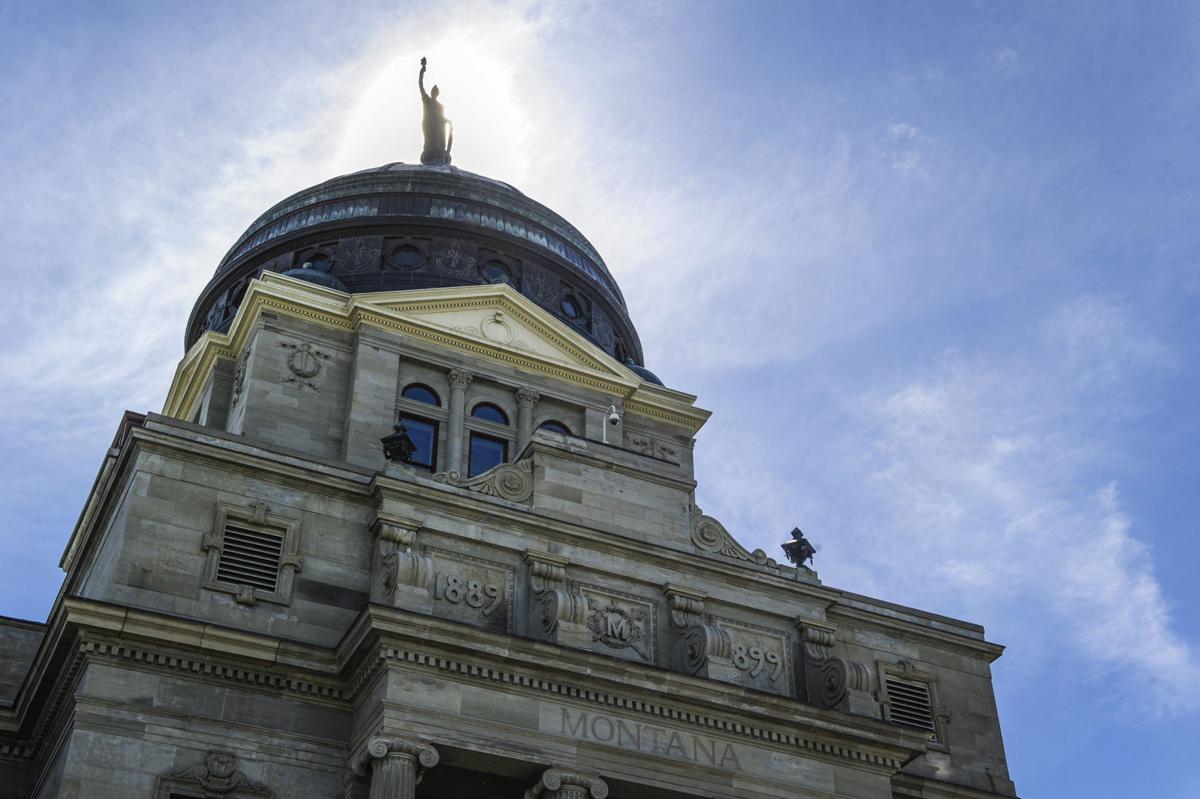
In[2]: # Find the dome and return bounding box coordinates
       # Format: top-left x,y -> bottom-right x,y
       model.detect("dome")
187,163 -> 644,366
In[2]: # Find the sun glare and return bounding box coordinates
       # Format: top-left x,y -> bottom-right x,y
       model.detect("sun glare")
330,33 -> 532,186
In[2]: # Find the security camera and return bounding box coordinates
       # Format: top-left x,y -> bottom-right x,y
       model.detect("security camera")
606,405 -> 621,426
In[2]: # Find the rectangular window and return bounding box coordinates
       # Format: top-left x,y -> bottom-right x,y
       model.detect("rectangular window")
400,415 -> 438,471
468,433 -> 507,477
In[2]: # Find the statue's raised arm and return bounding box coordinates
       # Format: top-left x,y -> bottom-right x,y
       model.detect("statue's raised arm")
417,57 -> 452,165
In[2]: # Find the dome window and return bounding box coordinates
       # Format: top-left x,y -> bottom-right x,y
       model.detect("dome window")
560,294 -> 581,320
387,245 -> 423,271
481,260 -> 513,285
402,384 -> 441,406
471,402 -> 509,425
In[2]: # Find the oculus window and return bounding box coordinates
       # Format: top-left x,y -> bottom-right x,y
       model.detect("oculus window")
387,244 -> 423,271
481,260 -> 513,285
471,402 -> 509,425
468,433 -> 507,477
560,294 -> 581,320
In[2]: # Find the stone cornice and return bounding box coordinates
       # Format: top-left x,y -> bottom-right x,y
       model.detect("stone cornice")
338,605 -> 928,774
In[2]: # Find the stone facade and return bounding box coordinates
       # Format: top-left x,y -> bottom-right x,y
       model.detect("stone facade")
0,267 -> 1018,797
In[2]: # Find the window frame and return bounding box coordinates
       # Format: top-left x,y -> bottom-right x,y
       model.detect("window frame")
202,502 -> 302,607
471,401 -> 510,426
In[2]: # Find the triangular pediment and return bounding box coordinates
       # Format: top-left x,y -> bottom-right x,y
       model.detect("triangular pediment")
352,284 -> 637,384
166,274 -> 709,433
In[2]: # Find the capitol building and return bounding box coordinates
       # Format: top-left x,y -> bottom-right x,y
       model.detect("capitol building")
0,68 -> 1018,799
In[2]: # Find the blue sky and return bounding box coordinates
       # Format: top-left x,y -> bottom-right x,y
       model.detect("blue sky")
1,2 -> 1198,795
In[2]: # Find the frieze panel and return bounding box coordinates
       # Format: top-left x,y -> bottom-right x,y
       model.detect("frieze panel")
580,586 -> 656,664
428,548 -> 514,633
713,617 -> 793,697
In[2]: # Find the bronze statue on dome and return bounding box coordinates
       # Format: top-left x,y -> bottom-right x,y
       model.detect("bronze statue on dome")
419,57 -> 453,165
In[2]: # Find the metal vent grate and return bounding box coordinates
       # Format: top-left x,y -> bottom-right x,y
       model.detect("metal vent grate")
885,675 -> 938,741
216,523 -> 284,593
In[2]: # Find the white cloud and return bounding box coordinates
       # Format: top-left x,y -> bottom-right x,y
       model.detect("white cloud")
695,294 -> 1197,716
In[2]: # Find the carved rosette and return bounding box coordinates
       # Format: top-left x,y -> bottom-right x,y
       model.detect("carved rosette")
689,506 -> 778,568
663,585 -> 733,678
433,459 -> 533,503
525,768 -> 608,799
350,737 -> 439,798
370,517 -> 433,612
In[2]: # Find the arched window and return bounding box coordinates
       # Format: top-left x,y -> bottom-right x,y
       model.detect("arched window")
538,420 -> 571,436
471,402 -> 509,425
402,384 -> 441,406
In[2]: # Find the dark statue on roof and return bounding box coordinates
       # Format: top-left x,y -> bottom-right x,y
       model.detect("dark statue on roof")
781,527 -> 816,568
419,57 -> 453,166
381,421 -> 417,463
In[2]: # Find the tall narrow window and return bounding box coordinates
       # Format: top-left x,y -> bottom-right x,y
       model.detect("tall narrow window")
398,416 -> 438,470
468,433 -> 507,477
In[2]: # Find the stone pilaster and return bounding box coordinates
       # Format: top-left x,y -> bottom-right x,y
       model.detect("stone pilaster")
370,516 -> 433,613
447,368 -> 473,473
663,584 -> 738,683
515,387 -> 540,451
524,768 -> 608,799
525,550 -> 590,649
349,737 -> 439,799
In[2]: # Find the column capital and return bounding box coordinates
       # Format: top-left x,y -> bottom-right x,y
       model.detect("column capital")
449,368 -> 474,391
515,387 -> 541,409
349,736 -> 439,777
525,768 -> 608,799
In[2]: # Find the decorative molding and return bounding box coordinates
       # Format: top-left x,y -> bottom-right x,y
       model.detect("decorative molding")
795,619 -> 871,712
525,768 -> 608,799
524,550 -> 588,646
155,750 -> 273,798
371,642 -> 906,770
371,516 -> 434,613
689,506 -> 778,569
433,459 -> 533,503
663,585 -> 733,679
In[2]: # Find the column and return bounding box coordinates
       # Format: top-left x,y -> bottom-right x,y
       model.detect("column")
524,768 -> 608,799
350,737 -> 439,799
447,368 -> 473,474
515,387 -> 540,451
